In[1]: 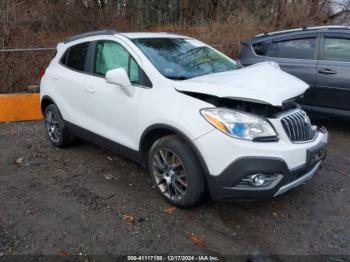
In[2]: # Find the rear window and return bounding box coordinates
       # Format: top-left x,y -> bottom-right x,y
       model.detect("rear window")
61,42 -> 89,71
253,38 -> 316,59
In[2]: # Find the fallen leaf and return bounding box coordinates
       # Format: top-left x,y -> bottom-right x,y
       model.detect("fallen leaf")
163,207 -> 176,214
58,250 -> 69,257
189,233 -> 206,247
272,200 -> 284,209
123,214 -> 135,223
272,212 -> 284,218
184,212 -> 194,220
104,174 -> 114,180
15,157 -> 24,164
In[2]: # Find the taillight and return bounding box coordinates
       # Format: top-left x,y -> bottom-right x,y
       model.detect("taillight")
39,68 -> 46,79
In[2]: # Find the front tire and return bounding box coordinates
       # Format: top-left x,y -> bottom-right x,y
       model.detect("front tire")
44,104 -> 73,148
148,135 -> 205,208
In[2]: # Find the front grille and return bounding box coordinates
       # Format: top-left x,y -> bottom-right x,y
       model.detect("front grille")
281,110 -> 316,142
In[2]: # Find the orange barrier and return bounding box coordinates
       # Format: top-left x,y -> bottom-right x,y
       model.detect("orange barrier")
0,93 -> 43,122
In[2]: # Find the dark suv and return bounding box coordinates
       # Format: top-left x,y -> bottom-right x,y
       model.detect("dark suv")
238,26 -> 350,118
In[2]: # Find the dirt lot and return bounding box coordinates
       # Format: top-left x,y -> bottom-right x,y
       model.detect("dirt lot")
0,117 -> 349,259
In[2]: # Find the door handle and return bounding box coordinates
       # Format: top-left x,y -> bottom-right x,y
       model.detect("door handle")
52,74 -> 59,80
318,68 -> 337,75
85,86 -> 95,93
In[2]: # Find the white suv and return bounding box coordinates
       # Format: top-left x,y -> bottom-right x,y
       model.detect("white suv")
40,30 -> 328,207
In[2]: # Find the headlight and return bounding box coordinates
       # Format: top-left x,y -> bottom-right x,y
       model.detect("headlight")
200,108 -> 277,141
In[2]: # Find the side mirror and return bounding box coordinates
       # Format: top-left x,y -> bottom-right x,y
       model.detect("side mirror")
105,68 -> 134,97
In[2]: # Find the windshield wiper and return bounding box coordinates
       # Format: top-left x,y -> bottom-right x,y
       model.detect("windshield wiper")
165,75 -> 188,80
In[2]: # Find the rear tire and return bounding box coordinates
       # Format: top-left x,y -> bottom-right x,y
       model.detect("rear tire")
44,104 -> 73,148
148,135 -> 205,208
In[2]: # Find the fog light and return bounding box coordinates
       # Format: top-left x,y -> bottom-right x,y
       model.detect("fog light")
250,174 -> 267,187
232,173 -> 283,190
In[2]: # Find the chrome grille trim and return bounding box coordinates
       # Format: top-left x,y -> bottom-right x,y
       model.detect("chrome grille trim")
280,110 -> 316,142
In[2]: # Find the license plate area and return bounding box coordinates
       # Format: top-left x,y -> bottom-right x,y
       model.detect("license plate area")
307,142 -> 327,169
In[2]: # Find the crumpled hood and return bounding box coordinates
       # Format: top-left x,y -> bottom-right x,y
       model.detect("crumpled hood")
173,62 -> 309,106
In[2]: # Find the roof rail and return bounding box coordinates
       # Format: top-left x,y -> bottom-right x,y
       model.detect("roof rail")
255,25 -> 350,38
64,30 -> 117,44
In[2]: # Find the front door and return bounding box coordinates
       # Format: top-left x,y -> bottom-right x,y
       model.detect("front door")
314,33 -> 350,111
84,40 -> 149,150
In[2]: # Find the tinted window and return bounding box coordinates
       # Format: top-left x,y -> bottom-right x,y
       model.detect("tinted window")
65,42 -> 89,71
253,38 -> 316,59
94,41 -> 151,87
60,50 -> 68,65
324,37 -> 350,62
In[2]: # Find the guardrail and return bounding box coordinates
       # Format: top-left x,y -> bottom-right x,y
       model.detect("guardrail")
0,47 -> 55,52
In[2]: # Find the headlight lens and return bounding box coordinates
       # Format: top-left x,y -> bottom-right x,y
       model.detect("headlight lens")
200,108 -> 277,141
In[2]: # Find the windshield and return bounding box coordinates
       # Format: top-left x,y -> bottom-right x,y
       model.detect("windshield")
132,38 -> 239,80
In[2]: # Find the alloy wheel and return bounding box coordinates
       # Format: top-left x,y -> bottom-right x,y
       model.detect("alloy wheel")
45,111 -> 61,143
152,148 -> 188,201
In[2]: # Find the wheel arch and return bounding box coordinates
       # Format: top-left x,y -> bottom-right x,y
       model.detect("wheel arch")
139,124 -> 210,178
40,95 -> 56,114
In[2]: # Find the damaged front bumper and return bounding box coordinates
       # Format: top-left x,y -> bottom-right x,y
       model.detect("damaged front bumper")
204,127 -> 328,200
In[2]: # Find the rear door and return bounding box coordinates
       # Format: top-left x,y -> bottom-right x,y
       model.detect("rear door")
314,33 -> 350,110
55,42 -> 91,128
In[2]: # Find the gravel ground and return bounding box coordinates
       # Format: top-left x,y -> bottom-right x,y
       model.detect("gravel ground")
0,117 -> 349,259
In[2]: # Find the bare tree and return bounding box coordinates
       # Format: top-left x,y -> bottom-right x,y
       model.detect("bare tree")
2,0 -> 350,93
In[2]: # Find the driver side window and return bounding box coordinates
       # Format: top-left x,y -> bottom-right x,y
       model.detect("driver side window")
94,41 -> 151,87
